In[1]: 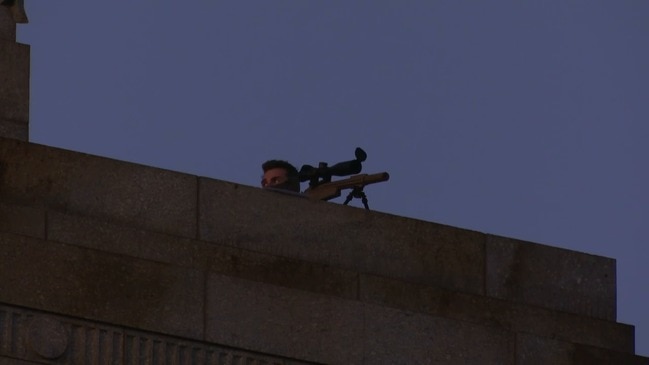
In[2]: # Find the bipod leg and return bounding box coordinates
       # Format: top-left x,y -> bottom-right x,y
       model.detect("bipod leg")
343,186 -> 371,210
361,193 -> 369,210
343,190 -> 354,205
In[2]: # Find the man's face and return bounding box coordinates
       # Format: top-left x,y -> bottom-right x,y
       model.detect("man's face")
262,168 -> 289,189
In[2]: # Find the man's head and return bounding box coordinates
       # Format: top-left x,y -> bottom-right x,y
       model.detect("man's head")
261,160 -> 301,192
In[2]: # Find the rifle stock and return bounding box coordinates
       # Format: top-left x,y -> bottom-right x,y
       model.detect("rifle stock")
304,172 -> 389,201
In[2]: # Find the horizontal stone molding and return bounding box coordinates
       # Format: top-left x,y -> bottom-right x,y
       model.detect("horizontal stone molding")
0,303 -> 312,365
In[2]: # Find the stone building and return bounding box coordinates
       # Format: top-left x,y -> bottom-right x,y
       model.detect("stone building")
1,5 -> 647,364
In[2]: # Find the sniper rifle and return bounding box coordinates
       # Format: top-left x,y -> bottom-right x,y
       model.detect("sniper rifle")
298,148 -> 389,210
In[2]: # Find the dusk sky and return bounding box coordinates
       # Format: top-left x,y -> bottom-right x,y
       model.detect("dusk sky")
18,1 -> 648,354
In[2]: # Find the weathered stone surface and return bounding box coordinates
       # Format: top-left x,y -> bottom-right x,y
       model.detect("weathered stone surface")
517,333 -> 649,365
0,7 -> 16,41
27,316 -> 69,359
0,232 -> 204,340
0,40 -> 29,129
47,210 -> 359,300
486,234 -> 616,320
205,274 -> 518,364
0,359 -> 39,365
40,208 -> 638,356
516,333 -> 577,365
364,305 -> 514,364
0,201 -> 44,238
0,138 -> 198,237
0,119 -> 27,140
205,274 -> 365,364
359,274 -> 634,353
199,177 -> 486,295
0,303 -> 314,365
573,343 -> 649,365
1,136 -> 645,363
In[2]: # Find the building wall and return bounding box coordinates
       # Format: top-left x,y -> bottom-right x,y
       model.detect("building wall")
1,137 -> 647,364
2,5 -> 647,362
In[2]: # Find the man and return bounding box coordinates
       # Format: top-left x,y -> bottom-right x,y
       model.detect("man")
261,160 -> 301,193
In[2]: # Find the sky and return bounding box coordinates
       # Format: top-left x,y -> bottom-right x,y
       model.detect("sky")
18,1 -> 648,355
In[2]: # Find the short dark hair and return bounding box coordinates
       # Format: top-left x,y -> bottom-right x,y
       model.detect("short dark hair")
261,160 -> 299,178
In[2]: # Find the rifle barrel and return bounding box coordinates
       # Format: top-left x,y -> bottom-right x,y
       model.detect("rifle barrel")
304,172 -> 390,201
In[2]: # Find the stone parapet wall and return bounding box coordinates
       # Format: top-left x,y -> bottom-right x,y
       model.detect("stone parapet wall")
0,138 -> 617,319
1,137 -> 647,364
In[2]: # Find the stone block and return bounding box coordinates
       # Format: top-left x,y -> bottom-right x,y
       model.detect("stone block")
363,305 -> 514,364
486,235 -> 616,320
47,210 -> 202,267
199,177 -> 486,295
0,119 -> 27,140
0,138 -> 198,238
359,274 -> 634,353
0,7 -> 16,41
0,40 -> 29,126
205,274 -> 365,364
0,232 -> 204,340
0,201 -> 44,238
516,333 -> 575,365
47,210 -> 359,299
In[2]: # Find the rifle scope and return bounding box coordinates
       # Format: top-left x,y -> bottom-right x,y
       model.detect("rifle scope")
298,147 -> 368,186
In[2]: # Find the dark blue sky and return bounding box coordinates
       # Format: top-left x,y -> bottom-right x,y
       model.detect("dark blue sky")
19,1 -> 648,354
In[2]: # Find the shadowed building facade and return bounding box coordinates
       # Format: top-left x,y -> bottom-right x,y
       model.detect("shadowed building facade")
1,6 -> 647,365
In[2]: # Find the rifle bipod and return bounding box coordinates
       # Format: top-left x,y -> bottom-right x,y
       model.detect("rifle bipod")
343,186 -> 370,210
